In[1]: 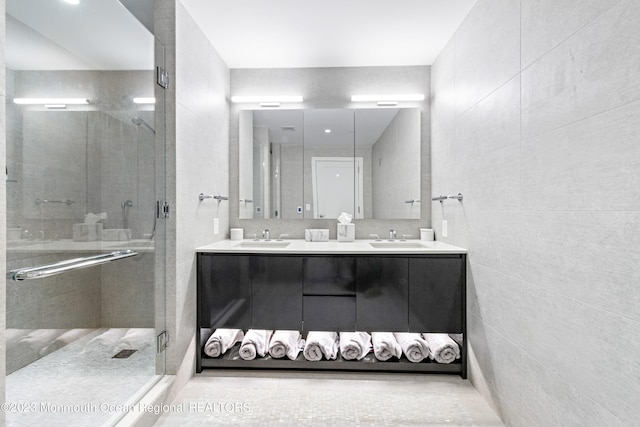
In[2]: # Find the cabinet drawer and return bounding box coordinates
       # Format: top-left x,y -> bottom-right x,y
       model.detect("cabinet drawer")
303,296 -> 355,331
303,257 -> 356,296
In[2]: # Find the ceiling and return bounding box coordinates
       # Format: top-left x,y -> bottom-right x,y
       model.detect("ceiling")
5,0 -> 154,70
181,0 -> 477,68
5,0 -> 476,71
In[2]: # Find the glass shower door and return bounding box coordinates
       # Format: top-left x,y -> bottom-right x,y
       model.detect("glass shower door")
5,1 -> 166,425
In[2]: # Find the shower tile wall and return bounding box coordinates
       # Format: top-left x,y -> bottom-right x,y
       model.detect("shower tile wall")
6,69 -> 155,329
431,0 -> 640,425
169,1 -> 230,384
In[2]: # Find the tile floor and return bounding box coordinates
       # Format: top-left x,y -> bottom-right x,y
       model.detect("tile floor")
6,328 -> 158,427
155,370 -> 504,426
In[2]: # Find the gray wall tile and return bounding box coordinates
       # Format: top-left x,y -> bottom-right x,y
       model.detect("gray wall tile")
521,0 -> 640,139
432,0 -> 640,424
521,0 -> 622,68
454,0 -> 520,115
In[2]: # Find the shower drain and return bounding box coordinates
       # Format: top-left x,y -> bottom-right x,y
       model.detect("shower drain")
112,349 -> 137,359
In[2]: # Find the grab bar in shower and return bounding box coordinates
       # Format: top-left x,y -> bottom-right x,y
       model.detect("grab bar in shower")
431,193 -> 464,203
9,250 -> 138,281
35,198 -> 75,205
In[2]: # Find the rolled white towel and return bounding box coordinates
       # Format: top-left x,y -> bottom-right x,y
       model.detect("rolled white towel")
371,332 -> 402,361
423,333 -> 461,364
268,330 -> 305,360
393,332 -> 430,363
303,331 -> 339,361
239,330 -> 273,360
204,328 -> 244,358
339,332 -> 372,360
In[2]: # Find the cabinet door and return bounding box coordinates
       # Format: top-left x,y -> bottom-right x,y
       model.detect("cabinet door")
408,257 -> 463,333
198,254 -> 251,329
356,257 -> 408,331
251,256 -> 303,329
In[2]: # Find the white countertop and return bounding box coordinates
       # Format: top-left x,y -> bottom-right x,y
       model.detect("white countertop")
196,239 -> 467,255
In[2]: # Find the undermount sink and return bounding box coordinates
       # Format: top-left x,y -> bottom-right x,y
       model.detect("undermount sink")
369,241 -> 426,249
234,241 -> 291,248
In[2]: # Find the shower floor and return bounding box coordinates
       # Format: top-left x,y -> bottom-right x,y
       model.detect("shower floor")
6,328 -> 158,427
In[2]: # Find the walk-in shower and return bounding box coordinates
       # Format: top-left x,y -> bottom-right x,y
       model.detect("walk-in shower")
4,1 -> 166,425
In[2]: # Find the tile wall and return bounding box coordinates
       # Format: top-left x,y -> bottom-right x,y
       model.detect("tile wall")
431,0 -> 640,424
167,0 -> 230,388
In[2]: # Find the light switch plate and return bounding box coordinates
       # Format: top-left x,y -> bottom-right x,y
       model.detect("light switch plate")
305,204 -> 311,211
213,218 -> 219,235
442,220 -> 448,237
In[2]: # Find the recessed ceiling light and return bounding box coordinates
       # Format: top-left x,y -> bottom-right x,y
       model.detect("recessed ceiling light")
63,0 -> 80,5
324,129 -> 332,133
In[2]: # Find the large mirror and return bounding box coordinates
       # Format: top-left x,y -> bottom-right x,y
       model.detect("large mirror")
238,108 -> 421,220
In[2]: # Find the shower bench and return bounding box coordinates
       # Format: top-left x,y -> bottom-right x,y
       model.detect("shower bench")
195,241 -> 467,378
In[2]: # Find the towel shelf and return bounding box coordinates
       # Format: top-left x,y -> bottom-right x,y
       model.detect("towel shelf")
10,250 -> 138,281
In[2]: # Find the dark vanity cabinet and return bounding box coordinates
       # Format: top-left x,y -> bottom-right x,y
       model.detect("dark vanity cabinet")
198,252 -> 465,333
197,251 -> 466,375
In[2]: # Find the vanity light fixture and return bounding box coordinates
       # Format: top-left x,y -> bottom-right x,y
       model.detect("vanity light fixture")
351,94 -> 425,103
14,98 -> 89,105
231,95 -> 304,105
133,97 -> 156,104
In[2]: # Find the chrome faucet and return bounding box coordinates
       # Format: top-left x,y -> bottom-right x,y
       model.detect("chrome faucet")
389,229 -> 397,240
262,229 -> 270,241
369,234 -> 381,241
